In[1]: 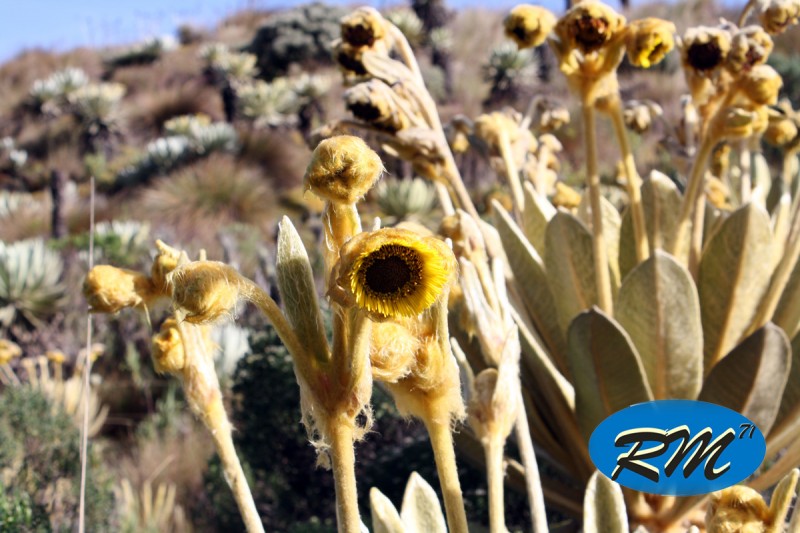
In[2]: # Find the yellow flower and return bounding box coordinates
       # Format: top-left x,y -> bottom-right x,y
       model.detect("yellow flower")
680,26 -> 732,74
759,0 -> 800,35
726,26 -> 773,73
341,7 -> 386,48
504,4 -> 557,49
83,265 -> 153,313
625,18 -> 676,69
555,0 -> 627,55
46,350 -> 67,364
335,228 -> 457,319
304,135 -> 384,204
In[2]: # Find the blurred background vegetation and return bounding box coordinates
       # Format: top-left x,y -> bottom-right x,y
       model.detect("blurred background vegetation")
1,0 -> 799,530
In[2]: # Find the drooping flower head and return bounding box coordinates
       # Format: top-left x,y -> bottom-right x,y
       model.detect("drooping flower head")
341,7 -> 387,48
625,18 -> 676,69
726,26 -> 773,73
504,5 -> 557,49
759,0 -> 800,35
555,0 -> 627,55
681,26 -> 732,74
335,228 -> 457,319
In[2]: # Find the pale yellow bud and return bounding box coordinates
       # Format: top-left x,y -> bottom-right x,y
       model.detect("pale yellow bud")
739,65 -> 783,107
759,0 -> 800,35
726,26 -> 773,73
83,265 -> 153,313
304,135 -> 384,204
169,261 -> 242,325
151,318 -> 186,375
764,108 -> 799,147
626,18 -> 676,69
504,5 -> 557,49
0,339 -> 22,365
706,486 -> 770,533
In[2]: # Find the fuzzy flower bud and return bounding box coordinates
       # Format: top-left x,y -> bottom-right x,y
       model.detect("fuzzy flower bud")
681,26 -> 732,73
739,64 -> 783,107
625,18 -> 676,68
0,339 -> 22,365
304,135 -> 384,204
370,320 -> 418,383
83,265 -> 153,313
764,107 -> 799,147
706,486 -> 771,532
151,318 -> 186,375
726,26 -> 773,73
169,261 -> 243,325
759,0 -> 800,35
504,5 -> 557,49
341,7 -> 386,48
151,240 -> 183,295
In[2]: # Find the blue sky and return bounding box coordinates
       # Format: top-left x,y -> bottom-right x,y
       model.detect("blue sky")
1,0 -> 575,62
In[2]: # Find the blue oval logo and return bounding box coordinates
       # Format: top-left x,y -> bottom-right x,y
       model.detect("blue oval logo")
589,400 -> 766,496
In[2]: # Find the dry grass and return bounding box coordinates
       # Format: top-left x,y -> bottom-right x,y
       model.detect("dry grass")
237,126 -> 310,190
136,154 -> 277,251
125,81 -> 224,137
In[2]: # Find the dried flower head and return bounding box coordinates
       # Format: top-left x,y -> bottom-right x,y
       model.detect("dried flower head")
151,240 -> 183,295
83,265 -> 153,313
759,0 -> 800,35
341,7 -> 387,48
552,182 -> 583,208
738,64 -> 783,107
474,111 -> 521,151
151,318 -> 186,375
334,228 -> 457,319
626,18 -> 676,68
533,99 -> 571,132
304,135 -> 384,204
345,80 -> 410,133
504,4 -> 557,49
556,0 -> 627,55
706,486 -> 771,532
169,261 -> 242,325
681,26 -> 732,73
333,39 -> 368,77
711,106 -> 769,140
0,339 -> 22,365
46,350 -> 66,365
726,26 -> 773,73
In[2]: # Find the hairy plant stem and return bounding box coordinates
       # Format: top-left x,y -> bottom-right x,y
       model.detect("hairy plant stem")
669,135 -> 715,267
582,104 -> 614,314
515,403 -> 548,533
424,414 -> 469,533
330,420 -> 361,533
738,139 -> 752,204
486,437 -> 507,533
738,0 -> 758,26
608,100 -> 649,262
210,412 -> 265,533
387,23 -> 425,86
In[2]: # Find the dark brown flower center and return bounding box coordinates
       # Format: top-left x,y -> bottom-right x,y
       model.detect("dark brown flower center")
336,51 -> 367,75
361,245 -> 421,296
687,41 -> 723,71
343,24 -> 376,48
348,101 -> 383,122
574,15 -> 610,53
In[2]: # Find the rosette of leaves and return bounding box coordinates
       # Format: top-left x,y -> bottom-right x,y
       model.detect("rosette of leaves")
236,78 -> 300,127
0,239 -> 65,329
481,162 -> 800,528
247,3 -> 347,79
482,42 -> 539,106
375,176 -> 437,222
105,35 -> 177,69
29,67 -> 89,115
